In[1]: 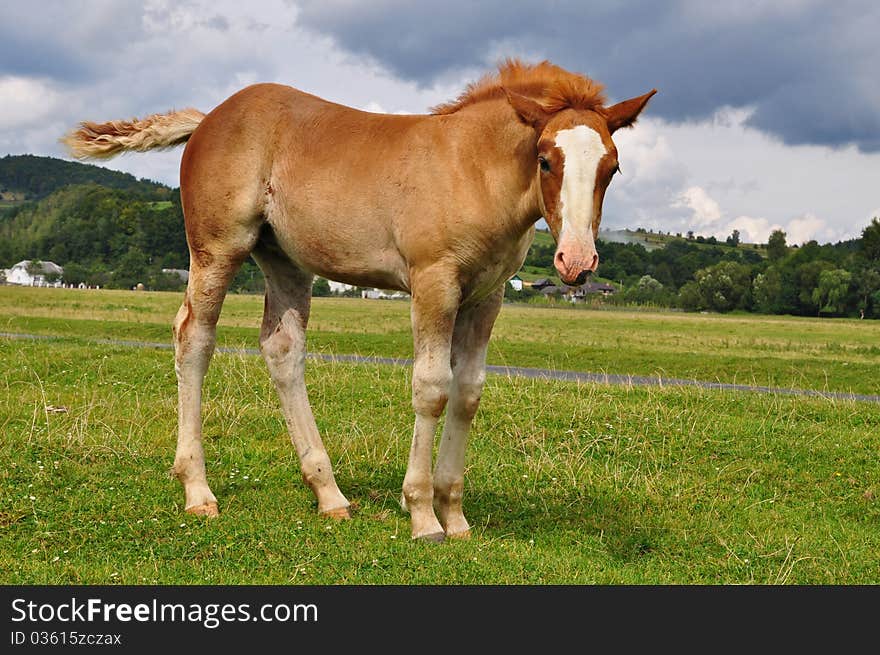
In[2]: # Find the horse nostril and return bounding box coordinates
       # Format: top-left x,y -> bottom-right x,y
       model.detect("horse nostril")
555,251 -> 566,266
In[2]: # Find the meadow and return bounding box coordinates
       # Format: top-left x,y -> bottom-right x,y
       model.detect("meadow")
1,286 -> 878,584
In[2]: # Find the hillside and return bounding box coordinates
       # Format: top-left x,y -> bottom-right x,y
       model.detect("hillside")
0,154 -> 172,207
1,154 -> 876,317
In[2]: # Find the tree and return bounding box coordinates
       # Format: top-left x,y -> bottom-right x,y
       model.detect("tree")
856,267 -> 880,316
680,261 -> 753,312
677,281 -> 703,310
110,247 -> 149,289
767,230 -> 787,262
812,269 -> 852,316
795,260 -> 834,313
61,262 -> 88,286
312,277 -> 331,297
726,229 -> 741,247
753,266 -> 783,314
861,218 -> 880,262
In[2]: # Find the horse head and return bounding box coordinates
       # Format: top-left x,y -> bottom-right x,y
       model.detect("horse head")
507,87 -> 656,285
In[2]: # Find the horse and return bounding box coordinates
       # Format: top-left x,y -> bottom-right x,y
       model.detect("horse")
63,59 -> 655,541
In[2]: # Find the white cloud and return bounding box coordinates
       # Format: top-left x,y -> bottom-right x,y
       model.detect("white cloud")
725,215 -> 781,243
672,186 -> 723,227
1,2 -> 878,247
785,213 -> 832,245
0,76 -> 63,130
601,105 -> 880,243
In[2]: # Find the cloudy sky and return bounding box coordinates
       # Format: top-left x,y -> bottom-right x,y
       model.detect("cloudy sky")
2,0 -> 878,244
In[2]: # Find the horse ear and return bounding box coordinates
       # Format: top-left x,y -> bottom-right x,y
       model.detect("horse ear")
605,89 -> 657,133
504,88 -> 550,128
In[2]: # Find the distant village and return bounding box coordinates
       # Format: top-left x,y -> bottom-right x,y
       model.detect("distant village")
507,275 -> 616,301
2,259 -> 616,302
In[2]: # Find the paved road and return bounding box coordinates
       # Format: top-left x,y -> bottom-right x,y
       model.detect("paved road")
4,331 -> 879,404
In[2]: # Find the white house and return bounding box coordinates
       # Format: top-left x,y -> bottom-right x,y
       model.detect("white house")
508,275 -> 523,291
6,260 -> 64,286
362,288 -> 407,299
328,280 -> 355,294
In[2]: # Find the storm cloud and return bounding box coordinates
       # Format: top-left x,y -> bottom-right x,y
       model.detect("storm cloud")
295,0 -> 880,152
0,0 -> 877,244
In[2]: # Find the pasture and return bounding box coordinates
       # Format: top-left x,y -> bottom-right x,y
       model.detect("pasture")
1,286 -> 878,584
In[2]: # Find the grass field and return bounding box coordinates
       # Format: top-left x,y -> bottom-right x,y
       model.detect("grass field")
1,286 -> 878,584
1,286 -> 877,395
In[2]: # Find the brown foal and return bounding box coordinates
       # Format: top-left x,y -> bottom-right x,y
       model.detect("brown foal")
63,60 -> 655,540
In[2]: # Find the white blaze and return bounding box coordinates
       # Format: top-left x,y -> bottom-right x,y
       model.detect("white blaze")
555,125 -> 607,240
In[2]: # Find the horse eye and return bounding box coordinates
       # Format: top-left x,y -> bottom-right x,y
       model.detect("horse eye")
613,163 -> 622,176
539,156 -> 551,173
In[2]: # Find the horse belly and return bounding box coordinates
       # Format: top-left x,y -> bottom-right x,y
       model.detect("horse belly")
265,200 -> 410,292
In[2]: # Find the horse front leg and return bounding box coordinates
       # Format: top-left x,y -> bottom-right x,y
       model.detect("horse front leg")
433,287 -> 503,539
401,274 -> 460,541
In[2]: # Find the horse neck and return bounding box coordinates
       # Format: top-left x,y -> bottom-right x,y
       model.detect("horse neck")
451,100 -> 543,232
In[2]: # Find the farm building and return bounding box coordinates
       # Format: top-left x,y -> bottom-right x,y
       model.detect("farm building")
362,288 -> 407,299
5,260 -> 64,286
538,284 -> 563,296
567,281 -> 616,300
328,280 -> 356,294
530,277 -> 554,290
508,275 -> 523,291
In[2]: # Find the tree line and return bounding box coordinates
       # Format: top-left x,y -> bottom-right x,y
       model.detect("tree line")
1,153 -> 877,317
520,222 -> 880,317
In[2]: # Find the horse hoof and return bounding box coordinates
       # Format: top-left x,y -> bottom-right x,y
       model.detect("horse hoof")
186,502 -> 219,518
321,506 -> 351,520
446,528 -> 471,540
413,531 -> 445,543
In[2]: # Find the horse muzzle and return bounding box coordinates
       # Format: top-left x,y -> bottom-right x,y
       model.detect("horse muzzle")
554,247 -> 599,286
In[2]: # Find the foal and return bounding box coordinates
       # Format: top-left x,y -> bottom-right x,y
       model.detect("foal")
63,60 -> 655,541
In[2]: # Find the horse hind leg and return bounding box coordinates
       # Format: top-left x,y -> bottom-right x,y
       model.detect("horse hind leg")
252,243 -> 350,518
172,254 -> 245,516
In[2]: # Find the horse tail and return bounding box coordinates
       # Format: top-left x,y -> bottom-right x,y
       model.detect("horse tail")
61,108 -> 206,160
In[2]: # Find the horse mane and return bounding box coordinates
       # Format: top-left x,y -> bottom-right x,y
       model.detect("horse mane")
431,59 -> 607,116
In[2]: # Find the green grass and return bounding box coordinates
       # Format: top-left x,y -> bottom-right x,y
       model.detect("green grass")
1,286 -> 878,395
1,286 -> 879,584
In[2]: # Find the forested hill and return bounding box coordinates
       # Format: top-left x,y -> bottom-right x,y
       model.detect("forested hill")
0,154 -> 172,202
0,155 -> 188,291
1,155 -> 878,317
